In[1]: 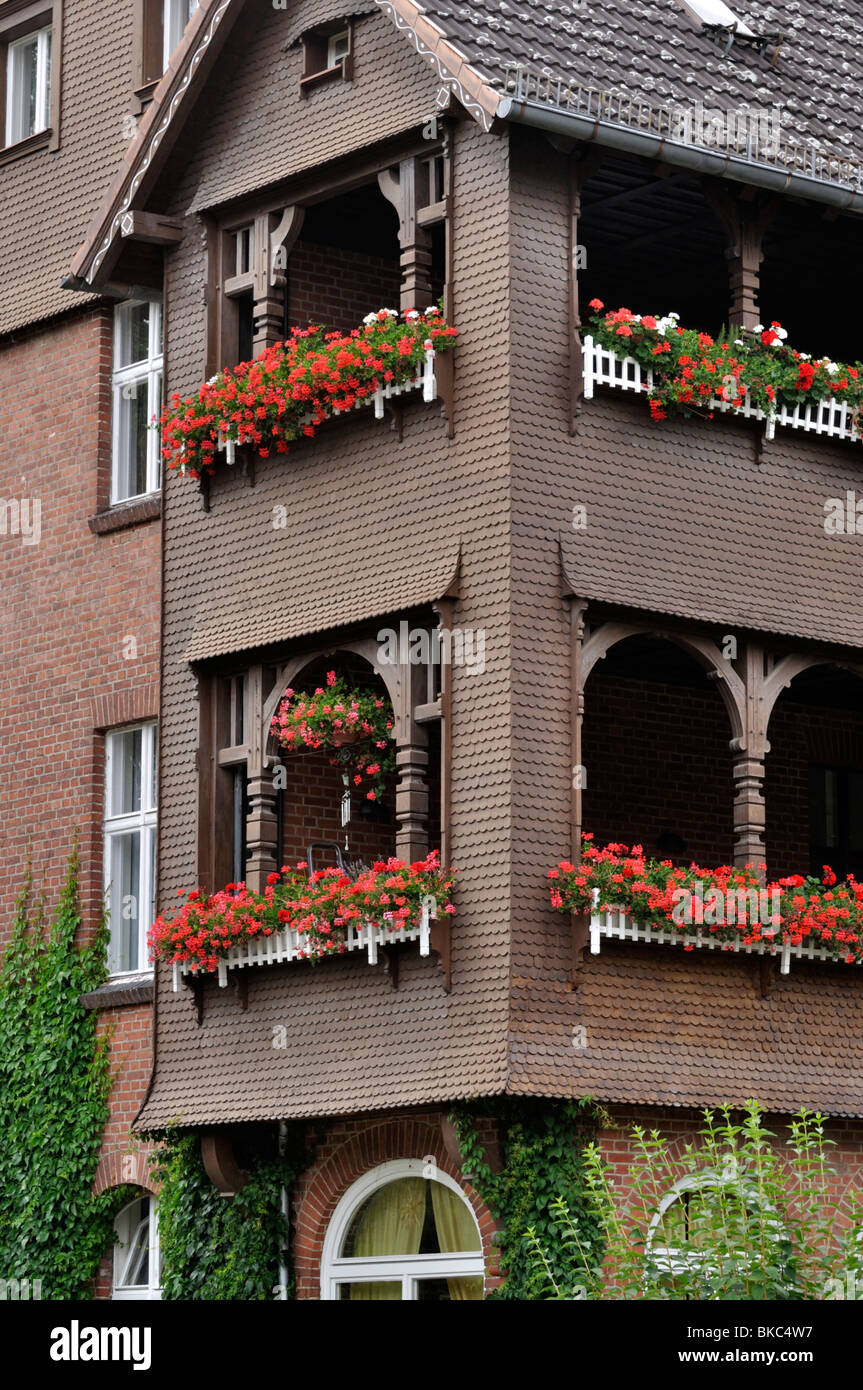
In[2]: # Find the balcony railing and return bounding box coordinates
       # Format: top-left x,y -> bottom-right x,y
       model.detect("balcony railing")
216,345 -> 438,465
589,900 -> 858,975
171,902 -> 436,990
583,334 -> 861,447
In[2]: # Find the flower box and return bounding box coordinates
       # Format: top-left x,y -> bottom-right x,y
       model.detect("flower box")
588,897 -> 860,975
582,302 -> 863,447
171,901 -> 437,990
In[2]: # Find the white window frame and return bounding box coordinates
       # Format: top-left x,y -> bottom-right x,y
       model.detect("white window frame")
104,722 -> 158,978
326,29 -> 350,67
111,298 -> 163,505
320,1158 -> 485,1300
646,1163 -> 789,1285
113,1196 -> 162,1301
5,25 -> 51,146
162,0 -> 198,71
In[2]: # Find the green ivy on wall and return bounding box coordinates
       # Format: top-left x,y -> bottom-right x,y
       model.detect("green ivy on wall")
0,854 -> 123,1298
151,1131 -> 305,1300
450,1097 -> 606,1300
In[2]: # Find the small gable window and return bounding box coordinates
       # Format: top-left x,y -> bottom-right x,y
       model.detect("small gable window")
0,3 -> 61,157
300,19 -> 354,92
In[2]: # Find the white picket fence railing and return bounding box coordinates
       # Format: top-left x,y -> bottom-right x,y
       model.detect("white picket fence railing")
172,903 -> 434,990
582,335 -> 861,446
215,345 -> 437,465
589,898 -> 857,975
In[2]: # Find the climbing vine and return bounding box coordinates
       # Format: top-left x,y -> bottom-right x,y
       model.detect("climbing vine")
449,1098 -> 606,1300
151,1130 -> 306,1300
0,854 -> 122,1298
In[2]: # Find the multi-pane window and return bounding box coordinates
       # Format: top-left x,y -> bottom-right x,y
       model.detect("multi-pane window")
5,26 -> 51,145
111,299 -> 163,503
809,765 -> 863,881
113,1197 -> 162,1300
162,0 -> 199,70
327,30 -> 350,67
104,724 -> 158,976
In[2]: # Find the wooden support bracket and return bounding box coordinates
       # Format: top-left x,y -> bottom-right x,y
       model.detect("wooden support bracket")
183,972 -> 204,1025
201,1133 -> 250,1198
234,973 -> 249,1010
384,400 -> 404,441
569,910 -> 590,989
381,944 -> 400,989
198,472 -> 211,513
430,917 -> 452,992
758,954 -> 777,998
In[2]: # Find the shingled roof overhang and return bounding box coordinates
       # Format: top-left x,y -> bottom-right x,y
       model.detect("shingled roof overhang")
64,0 -> 500,290
497,87 -> 863,216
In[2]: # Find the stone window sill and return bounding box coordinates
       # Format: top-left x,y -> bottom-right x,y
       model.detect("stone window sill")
80,973 -> 154,1011
89,493 -> 162,535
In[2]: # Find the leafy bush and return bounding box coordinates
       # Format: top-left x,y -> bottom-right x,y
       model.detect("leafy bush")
526,1101 -> 863,1300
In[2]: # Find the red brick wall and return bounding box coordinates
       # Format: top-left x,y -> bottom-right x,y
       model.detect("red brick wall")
582,671 -> 736,866
0,307 -> 161,939
0,306 -> 161,1295
292,1110 -> 500,1299
287,240 -> 402,333
766,696 -> 863,877
582,671 -> 863,877
598,1103 -> 863,1241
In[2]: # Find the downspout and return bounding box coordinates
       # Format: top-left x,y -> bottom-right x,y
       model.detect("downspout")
497,95 -> 863,215
278,1121 -> 289,1301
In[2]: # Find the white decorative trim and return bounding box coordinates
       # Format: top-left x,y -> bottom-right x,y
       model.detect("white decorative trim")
583,334 -> 862,447
171,904 -> 434,989
590,898 -> 860,975
87,2 -> 232,280
320,1159 -> 484,1300
376,1 -> 495,132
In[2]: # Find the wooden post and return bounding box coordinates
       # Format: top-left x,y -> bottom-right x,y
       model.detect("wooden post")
378,158 -> 434,312
733,642 -> 768,876
252,205 -> 305,354
703,184 -> 778,331
245,664 -> 279,889
568,152 -> 601,432
394,656 -> 430,862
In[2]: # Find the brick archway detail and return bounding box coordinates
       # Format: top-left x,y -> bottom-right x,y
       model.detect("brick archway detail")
292,1115 -> 500,1299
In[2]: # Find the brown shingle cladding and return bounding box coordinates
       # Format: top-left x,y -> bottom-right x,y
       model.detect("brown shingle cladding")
183,538 -> 461,662
509,944 -> 863,1119
0,0 -> 137,335
136,108 -> 515,1130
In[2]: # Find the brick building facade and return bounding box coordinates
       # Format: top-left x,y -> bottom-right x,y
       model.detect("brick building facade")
7,0 -> 863,1300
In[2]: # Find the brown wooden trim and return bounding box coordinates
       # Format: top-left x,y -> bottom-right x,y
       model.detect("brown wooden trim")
0,128 -> 48,165
80,976 -> 155,1010
120,210 -> 184,246
88,492 -> 162,534
201,1133 -> 249,1197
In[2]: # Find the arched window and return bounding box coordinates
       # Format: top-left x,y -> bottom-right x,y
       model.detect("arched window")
646,1163 -> 791,1297
113,1196 -> 161,1300
321,1159 -> 485,1300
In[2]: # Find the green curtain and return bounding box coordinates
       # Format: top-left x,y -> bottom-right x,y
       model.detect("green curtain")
349,1177 -> 426,1300
430,1181 -> 484,1301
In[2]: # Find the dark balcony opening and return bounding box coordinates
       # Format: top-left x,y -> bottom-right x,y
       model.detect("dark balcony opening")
286,183 -> 405,334
579,153 -> 730,334
760,204 -> 863,364
581,634 -> 735,867
766,665 -> 863,881
272,650 -> 442,874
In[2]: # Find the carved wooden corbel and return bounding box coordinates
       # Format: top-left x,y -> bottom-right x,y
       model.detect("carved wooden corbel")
183,972 -> 204,1025
429,916 -> 452,992
201,1133 -> 250,1198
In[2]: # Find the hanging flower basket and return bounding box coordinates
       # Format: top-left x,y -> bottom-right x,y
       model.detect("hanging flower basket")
158,306 -> 457,478
271,670 -> 395,802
